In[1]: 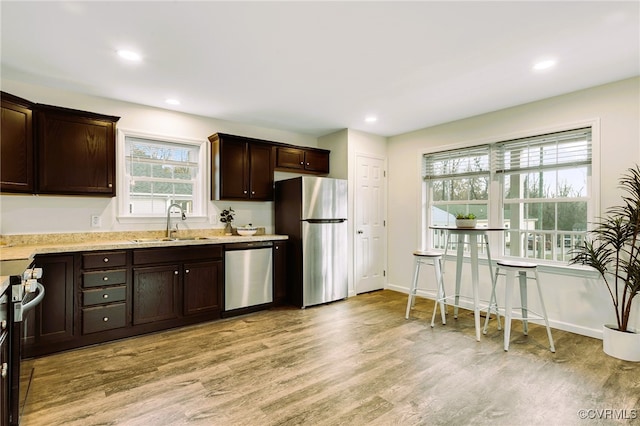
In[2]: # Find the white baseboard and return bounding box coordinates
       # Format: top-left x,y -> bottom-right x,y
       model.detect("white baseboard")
385,283 -> 603,340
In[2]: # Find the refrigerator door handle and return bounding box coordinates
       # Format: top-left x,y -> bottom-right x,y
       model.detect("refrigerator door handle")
303,219 -> 346,224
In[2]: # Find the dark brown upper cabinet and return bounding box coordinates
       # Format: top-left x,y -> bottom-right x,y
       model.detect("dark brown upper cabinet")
275,146 -> 330,175
1,92 -> 34,193
209,133 -> 274,201
36,104 -> 119,196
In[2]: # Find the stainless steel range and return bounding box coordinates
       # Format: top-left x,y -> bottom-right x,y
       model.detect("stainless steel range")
1,264 -> 45,425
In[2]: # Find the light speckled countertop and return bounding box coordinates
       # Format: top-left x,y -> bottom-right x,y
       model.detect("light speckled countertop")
0,230 -> 288,294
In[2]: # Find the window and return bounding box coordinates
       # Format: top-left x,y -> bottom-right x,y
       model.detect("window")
496,128 -> 591,262
118,131 -> 207,218
423,145 -> 490,251
423,126 -> 593,263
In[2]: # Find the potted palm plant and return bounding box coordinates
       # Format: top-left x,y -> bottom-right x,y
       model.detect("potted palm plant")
570,165 -> 640,361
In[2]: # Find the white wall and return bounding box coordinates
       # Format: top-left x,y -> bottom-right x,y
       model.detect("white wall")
0,79 -> 318,235
317,129 -> 388,297
386,77 -> 640,338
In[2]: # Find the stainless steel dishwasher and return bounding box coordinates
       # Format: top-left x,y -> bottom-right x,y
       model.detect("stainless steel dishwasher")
224,241 -> 273,311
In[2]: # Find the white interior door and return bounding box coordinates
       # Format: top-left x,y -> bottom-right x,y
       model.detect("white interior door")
355,154 -> 386,294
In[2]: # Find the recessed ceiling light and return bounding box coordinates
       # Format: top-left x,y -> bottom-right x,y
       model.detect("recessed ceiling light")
365,116 -> 378,123
117,49 -> 142,62
533,59 -> 556,71
165,99 -> 180,106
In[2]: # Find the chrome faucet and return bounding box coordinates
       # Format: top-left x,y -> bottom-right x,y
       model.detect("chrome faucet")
166,203 -> 186,238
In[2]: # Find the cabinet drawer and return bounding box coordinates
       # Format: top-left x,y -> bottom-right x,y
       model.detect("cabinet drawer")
83,269 -> 127,288
83,251 -> 126,269
82,303 -> 126,334
82,286 -> 126,306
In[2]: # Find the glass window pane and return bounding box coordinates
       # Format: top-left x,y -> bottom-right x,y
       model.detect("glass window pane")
557,167 -> 588,197
557,201 -> 587,231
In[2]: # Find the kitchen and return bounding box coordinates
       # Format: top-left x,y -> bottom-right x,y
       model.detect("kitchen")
1,1 -> 640,425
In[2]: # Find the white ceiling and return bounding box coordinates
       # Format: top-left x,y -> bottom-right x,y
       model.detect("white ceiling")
2,1 -> 638,137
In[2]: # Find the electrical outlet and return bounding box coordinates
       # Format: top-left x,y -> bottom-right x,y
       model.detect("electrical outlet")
90,215 -> 102,228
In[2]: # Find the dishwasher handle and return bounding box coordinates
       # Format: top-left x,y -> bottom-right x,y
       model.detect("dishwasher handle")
224,241 -> 273,251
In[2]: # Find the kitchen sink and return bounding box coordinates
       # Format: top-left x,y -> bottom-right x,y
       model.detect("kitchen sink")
130,237 -> 218,243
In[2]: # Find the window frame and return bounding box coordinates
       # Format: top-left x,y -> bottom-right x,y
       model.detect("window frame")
421,119 -> 600,269
117,128 -> 209,224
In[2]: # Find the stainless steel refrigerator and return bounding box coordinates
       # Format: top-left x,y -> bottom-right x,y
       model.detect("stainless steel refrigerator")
275,176 -> 348,308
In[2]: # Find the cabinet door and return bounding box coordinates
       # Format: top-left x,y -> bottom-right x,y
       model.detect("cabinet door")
275,147 -> 304,170
132,265 -> 180,325
36,107 -> 117,196
25,255 -> 75,349
218,136 -> 249,200
183,260 -> 222,316
304,150 -> 330,174
248,143 -> 274,200
0,93 -> 33,193
273,241 -> 287,304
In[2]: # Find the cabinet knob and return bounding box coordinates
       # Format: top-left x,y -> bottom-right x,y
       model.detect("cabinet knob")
103,276 -> 109,281
108,183 -> 113,188
1,362 -> 7,379
185,269 -> 190,274
103,317 -> 109,322
300,161 -> 304,165
174,271 -> 179,275
275,246 -> 279,250
0,320 -> 6,330
103,257 -> 109,263
103,294 -> 109,299
251,191 -> 255,195
306,162 -> 310,166
243,190 -> 247,194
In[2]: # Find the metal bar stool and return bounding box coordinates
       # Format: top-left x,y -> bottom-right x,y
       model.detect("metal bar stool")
405,250 -> 447,327
489,260 -> 555,353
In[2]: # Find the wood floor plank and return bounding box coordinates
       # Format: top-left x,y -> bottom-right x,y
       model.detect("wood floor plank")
20,290 -> 640,425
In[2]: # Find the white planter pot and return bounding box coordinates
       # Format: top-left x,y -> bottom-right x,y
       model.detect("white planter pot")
603,324 -> 640,362
455,219 -> 477,228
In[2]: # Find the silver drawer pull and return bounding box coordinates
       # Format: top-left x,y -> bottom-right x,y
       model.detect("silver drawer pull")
103,317 -> 109,322
102,294 -> 109,299
103,257 -> 109,263
103,276 -> 109,281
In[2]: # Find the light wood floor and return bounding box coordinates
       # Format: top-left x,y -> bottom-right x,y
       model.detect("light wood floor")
21,290 -> 639,426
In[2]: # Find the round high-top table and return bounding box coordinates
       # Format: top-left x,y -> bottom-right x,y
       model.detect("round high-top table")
429,226 -> 506,341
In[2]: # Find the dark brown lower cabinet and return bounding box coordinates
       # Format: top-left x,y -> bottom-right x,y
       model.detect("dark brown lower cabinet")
273,241 -> 287,305
183,260 -> 223,316
23,242 -> 276,357
23,254 -> 75,357
133,265 -> 180,325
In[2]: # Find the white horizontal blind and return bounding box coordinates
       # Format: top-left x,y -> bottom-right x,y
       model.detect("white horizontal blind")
494,128 -> 592,174
423,145 -> 490,180
125,136 -> 200,215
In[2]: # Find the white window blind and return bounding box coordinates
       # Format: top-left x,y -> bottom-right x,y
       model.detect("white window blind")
423,145 -> 490,180
494,127 -> 592,174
